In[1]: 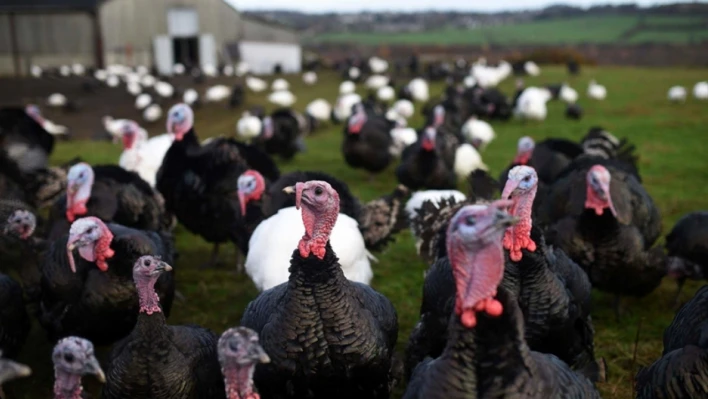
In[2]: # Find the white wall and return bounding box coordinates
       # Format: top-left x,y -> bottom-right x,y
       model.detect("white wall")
238,41 -> 301,75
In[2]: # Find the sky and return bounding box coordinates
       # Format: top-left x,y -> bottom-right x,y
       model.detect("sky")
228,0 -> 685,13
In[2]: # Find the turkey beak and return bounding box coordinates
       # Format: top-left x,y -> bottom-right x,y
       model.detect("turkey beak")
501,179 -> 521,201
155,261 -> 173,274
237,191 -> 248,216
600,182 -> 617,217
84,356 -> 105,383
0,359 -> 31,383
251,344 -> 270,364
282,185 -> 303,210
66,234 -> 83,273
494,209 -> 519,229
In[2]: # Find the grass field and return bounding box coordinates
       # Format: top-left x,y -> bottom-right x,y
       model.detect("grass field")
5,66 -> 708,398
312,15 -> 708,45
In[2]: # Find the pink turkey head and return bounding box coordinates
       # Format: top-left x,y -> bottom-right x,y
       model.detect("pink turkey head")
446,201 -> 518,329
25,104 -> 45,125
585,165 -> 617,217
66,217 -> 114,273
3,209 -> 36,240
433,105 -> 445,127
133,255 -> 172,315
52,337 -> 104,399
237,170 -> 266,216
120,120 -> 146,150
421,127 -> 436,152
347,103 -> 367,134
513,136 -> 535,165
166,103 -> 194,141
65,162 -> 94,222
219,327 -> 270,399
501,166 -> 538,261
283,180 -> 340,260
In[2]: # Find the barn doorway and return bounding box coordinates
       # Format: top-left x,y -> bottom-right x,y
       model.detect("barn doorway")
173,37 -> 199,67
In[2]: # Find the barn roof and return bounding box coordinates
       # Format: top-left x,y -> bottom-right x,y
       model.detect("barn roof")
0,0 -> 106,12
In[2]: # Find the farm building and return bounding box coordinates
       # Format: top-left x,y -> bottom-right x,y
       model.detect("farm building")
0,0 -> 301,76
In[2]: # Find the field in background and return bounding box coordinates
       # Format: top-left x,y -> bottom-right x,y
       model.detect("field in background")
3,66 -> 708,399
312,15 -> 708,45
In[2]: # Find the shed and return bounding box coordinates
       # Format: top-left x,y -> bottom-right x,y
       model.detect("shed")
0,0 -> 301,76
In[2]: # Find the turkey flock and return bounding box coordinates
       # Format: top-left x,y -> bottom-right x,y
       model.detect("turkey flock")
0,54 -> 706,399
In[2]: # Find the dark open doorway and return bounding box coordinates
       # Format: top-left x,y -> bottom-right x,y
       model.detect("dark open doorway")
173,37 -> 199,68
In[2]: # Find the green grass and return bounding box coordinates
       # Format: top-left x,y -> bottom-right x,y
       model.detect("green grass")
311,15 -> 707,45
6,66 -> 708,399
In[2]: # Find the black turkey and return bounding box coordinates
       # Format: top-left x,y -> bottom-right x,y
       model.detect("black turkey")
156,103 -> 280,268
256,108 -> 306,161
636,285 -> 708,398
240,180 -> 398,399
47,162 -> 169,240
342,103 -> 395,180
403,204 -> 599,399
396,126 -> 458,191
0,105 -> 54,173
665,211 -> 708,304
102,256 -> 225,399
39,217 -> 175,345
0,273 -> 30,359
52,336 -> 105,399
0,201 -> 43,300
538,160 -> 664,318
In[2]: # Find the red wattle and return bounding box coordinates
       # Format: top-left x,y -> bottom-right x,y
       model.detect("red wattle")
461,310 -> 477,328
421,139 -> 434,151
513,151 -> 532,165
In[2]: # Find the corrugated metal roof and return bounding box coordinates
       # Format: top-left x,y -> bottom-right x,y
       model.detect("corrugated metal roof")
0,0 -> 106,12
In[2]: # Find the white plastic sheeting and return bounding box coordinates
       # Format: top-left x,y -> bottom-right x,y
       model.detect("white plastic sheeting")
238,41 -> 301,75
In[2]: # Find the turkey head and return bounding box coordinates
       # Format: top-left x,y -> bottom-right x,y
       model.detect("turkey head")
585,165 -> 617,217
166,103 -> 194,141
219,327 -> 270,399
237,170 -> 266,216
66,217 -> 114,273
283,180 -> 340,260
52,336 -> 105,399
446,201 -> 518,328
66,162 -> 94,222
501,165 -> 538,261
3,209 -> 36,240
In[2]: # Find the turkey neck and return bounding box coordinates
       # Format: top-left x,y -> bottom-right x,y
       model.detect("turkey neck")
53,369 -> 84,399
134,277 -> 168,338
439,314 -> 478,381
287,242 -> 347,289
223,364 -> 258,399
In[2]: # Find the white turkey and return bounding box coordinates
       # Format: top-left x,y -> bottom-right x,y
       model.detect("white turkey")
245,203 -> 373,292
302,71 -> 317,85
305,99 -> 332,122
235,61 -> 249,77
454,143 -> 488,179
268,90 -> 296,107
377,86 -> 395,103
392,99 -> 415,119
106,75 -> 120,88
172,63 -> 186,75
333,93 -> 362,122
369,56 -> 389,74
135,65 -> 149,76
94,69 -> 108,81
463,76 -> 477,88
560,84 -> 579,104
205,85 -> 231,102
134,94 -> 152,110
587,80 -> 607,100
365,75 -> 389,91
389,127 -> 418,157
118,120 -> 174,187
271,78 -> 289,91
694,81 -> 708,99
339,80 -> 356,95
154,81 -> 174,98
524,61 -> 541,76
142,103 -> 162,123
668,86 -> 687,102
140,74 -> 156,88
31,65 -> 42,78
59,65 -> 71,77
246,76 -> 267,92
236,111 -> 263,143
348,66 -> 361,80
514,86 -> 552,121
222,64 -> 234,77
408,78 -> 430,102
126,82 -> 142,96
46,93 -> 67,108
202,64 -> 218,77
461,116 -> 495,150
386,109 -> 408,128
71,63 -> 85,76
183,88 -> 199,106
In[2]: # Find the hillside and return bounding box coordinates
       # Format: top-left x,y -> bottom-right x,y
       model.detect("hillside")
310,14 -> 708,45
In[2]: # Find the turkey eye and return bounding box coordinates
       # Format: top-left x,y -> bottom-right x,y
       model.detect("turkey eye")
64,353 -> 75,363
465,216 -> 476,225
143,259 -> 150,267
523,176 -> 531,182
314,187 -> 323,195
229,341 -> 240,352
